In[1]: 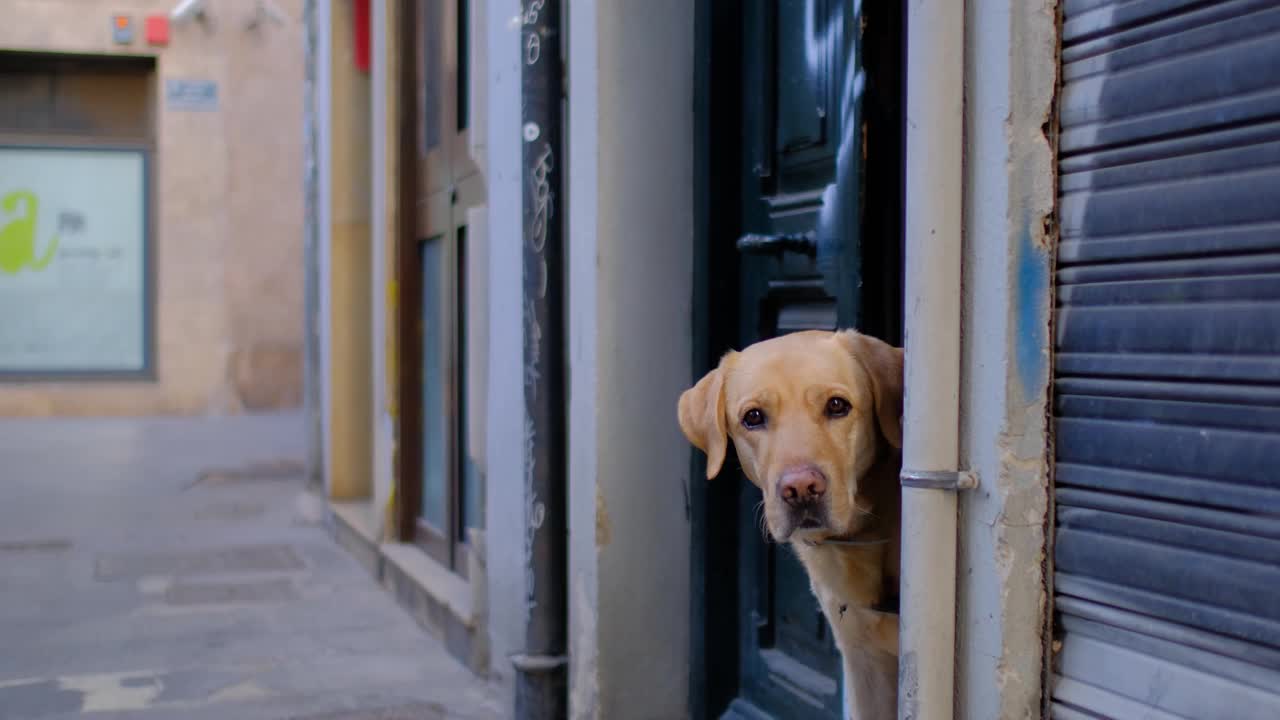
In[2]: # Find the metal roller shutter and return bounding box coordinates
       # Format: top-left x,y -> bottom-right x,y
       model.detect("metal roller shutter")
1052,1 -> 1280,718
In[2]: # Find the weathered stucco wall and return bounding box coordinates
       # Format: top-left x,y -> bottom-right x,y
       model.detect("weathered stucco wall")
567,1 -> 695,716
957,0 -> 1058,717
482,0 -> 524,706
0,0 -> 305,416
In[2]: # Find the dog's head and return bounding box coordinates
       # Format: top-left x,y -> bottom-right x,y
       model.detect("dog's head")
678,329 -> 902,543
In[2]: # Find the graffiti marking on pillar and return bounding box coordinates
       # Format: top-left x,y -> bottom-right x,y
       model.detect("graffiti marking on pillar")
529,142 -> 554,301
523,416 -> 538,615
522,0 -> 545,26
525,31 -> 541,66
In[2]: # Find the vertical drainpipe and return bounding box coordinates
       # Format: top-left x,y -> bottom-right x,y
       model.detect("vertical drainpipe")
899,0 -> 965,718
513,1 -> 568,718
302,0 -> 324,491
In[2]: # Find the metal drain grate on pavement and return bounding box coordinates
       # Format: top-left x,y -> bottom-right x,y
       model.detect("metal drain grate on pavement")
287,702 -> 451,720
94,543 -> 305,581
191,458 -> 306,487
194,501 -> 267,520
164,577 -> 298,606
0,538 -> 72,554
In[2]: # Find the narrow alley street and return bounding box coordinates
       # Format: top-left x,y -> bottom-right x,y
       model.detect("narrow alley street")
0,413 -> 501,720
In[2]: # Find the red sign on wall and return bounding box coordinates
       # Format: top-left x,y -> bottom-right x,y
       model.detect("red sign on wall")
352,0 -> 370,73
144,15 -> 169,46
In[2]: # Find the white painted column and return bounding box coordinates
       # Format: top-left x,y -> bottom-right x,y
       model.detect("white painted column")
900,0 -> 964,717
483,0 -> 528,708
566,1 -> 695,716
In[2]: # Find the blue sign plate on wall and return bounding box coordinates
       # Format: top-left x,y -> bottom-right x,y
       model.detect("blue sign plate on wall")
165,79 -> 219,112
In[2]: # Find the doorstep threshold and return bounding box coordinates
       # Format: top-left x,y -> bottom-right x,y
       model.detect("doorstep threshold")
325,499 -> 476,629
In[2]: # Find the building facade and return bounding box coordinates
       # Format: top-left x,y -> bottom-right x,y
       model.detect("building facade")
316,1 -> 1280,718
0,0 -> 306,416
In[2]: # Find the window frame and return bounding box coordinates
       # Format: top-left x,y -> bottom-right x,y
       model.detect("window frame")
397,0 -> 482,579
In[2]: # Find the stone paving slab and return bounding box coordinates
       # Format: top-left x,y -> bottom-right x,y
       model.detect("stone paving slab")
0,413 -> 502,720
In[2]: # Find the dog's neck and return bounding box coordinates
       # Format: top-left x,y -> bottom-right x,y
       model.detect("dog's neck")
791,440 -> 902,613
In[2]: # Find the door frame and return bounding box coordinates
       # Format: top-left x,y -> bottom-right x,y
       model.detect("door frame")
395,0 -> 485,578
689,2 -> 745,717
395,0 -> 425,550
689,0 -> 906,716
395,0 -> 464,573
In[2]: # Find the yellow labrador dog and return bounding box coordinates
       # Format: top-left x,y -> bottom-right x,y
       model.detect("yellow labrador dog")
678,329 -> 902,719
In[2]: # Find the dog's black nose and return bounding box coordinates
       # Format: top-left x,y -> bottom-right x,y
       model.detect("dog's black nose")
778,465 -> 827,508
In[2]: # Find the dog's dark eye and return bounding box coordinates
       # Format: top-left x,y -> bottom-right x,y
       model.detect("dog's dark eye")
825,397 -> 851,418
742,408 -> 767,429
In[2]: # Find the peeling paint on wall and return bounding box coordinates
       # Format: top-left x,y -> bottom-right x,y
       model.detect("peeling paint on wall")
994,0 -> 1057,711
899,651 -> 919,720
958,0 -> 1058,718
595,490 -> 612,548
570,573 -> 599,719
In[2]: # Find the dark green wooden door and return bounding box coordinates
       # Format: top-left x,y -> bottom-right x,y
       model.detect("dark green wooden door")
705,1 -> 903,718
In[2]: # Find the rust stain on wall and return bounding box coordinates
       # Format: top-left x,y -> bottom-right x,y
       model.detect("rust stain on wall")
595,491 -> 612,548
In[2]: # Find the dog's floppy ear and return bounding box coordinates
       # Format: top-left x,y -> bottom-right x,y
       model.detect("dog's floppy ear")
836,330 -> 904,449
678,361 -> 730,479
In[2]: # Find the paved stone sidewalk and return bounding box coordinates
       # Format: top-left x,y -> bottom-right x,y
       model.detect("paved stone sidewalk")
0,413 -> 501,720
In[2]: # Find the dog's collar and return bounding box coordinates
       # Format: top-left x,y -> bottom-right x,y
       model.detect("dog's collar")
795,510 -> 893,548
800,532 -> 891,548
839,594 -> 901,616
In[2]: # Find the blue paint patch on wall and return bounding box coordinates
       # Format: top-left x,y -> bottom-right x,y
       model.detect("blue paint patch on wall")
1014,214 -> 1050,397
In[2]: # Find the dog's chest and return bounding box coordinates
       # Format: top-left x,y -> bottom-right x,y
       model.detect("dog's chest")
795,545 -> 889,642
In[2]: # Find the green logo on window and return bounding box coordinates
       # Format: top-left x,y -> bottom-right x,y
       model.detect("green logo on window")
0,190 -> 59,275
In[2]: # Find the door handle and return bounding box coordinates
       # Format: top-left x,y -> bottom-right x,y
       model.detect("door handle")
752,610 -> 773,647
736,231 -> 817,256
